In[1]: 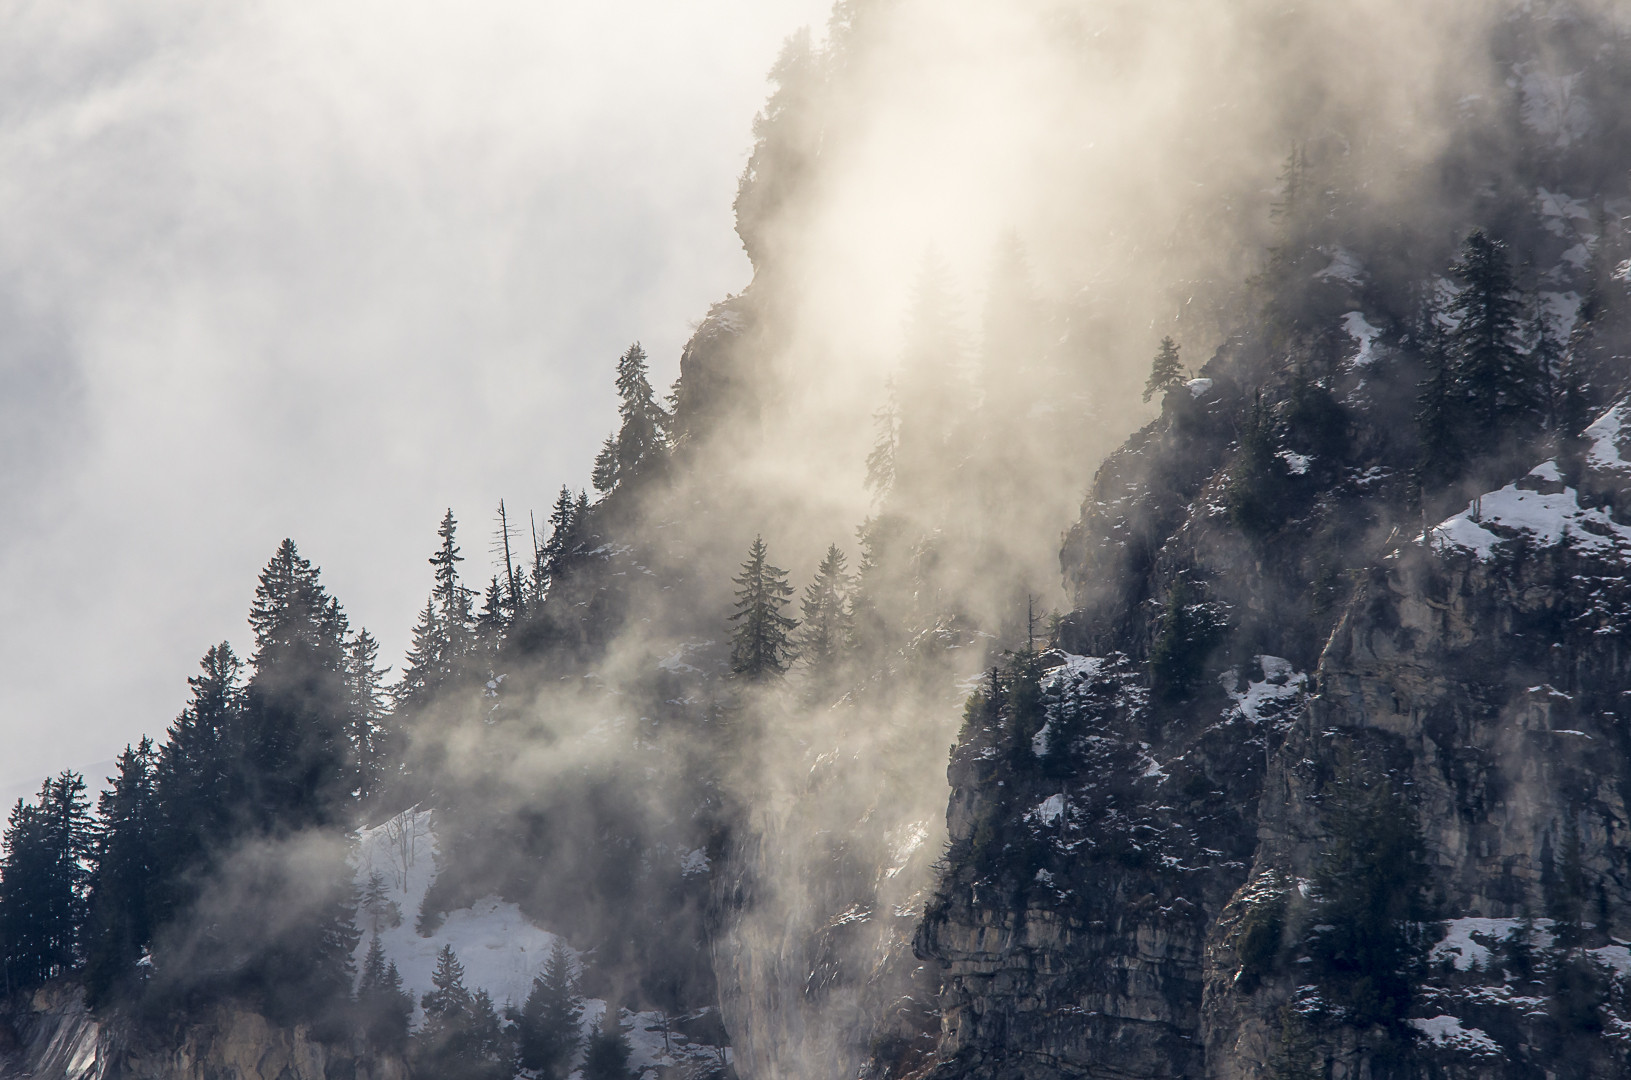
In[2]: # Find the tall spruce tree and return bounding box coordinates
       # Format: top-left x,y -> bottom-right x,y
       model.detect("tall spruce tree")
241,539 -> 353,832
729,536 -> 798,680
83,740 -> 161,1004
1414,319 -> 1463,494
519,940 -> 583,1077
1142,337 -> 1186,402
398,512 -> 478,703
592,343 -> 670,495
1446,230 -> 1536,455
344,629 -> 392,800
0,772 -> 93,991
430,510 -> 477,659
798,544 -> 854,677
152,644 -> 245,924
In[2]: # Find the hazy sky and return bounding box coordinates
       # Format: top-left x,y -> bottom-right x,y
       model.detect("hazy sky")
0,0 -> 831,793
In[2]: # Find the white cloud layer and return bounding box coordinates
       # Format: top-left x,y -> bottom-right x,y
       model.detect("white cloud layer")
0,0 -> 830,788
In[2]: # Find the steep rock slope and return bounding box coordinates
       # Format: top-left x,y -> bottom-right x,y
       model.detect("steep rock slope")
1206,410 -> 1631,1079
0,986 -> 407,1080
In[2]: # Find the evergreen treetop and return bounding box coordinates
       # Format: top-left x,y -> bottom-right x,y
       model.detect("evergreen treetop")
798,544 -> 854,675
1446,229 -> 1536,452
593,343 -> 671,495
1142,337 -> 1186,402
519,939 -> 583,1078
729,536 -> 799,680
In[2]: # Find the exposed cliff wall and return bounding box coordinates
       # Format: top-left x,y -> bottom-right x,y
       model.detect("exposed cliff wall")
0,985 -> 406,1080
1205,416 -> 1631,1079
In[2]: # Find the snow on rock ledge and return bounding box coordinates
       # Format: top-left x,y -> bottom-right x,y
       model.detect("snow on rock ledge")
1425,460 -> 1631,560
1422,396 -> 1631,563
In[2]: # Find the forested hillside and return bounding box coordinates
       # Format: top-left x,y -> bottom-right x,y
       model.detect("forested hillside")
4,2 -> 1631,1080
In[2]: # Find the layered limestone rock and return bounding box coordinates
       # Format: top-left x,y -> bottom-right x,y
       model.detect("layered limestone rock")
913,652 -> 1299,1080
1204,412 -> 1631,1079
0,985 -> 406,1080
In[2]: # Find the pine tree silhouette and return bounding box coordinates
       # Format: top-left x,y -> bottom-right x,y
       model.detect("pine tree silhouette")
729,536 -> 798,680
1142,337 -> 1186,402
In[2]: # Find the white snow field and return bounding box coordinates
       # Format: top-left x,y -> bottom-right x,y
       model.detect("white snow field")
350,807 -> 731,1076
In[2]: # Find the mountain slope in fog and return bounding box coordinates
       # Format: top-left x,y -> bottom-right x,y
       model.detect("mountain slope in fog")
6,2 -> 1631,1080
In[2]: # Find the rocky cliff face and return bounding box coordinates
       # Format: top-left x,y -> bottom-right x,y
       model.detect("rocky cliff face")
906,376 -> 1631,1080
1205,410 -> 1631,1079
0,986 -> 406,1080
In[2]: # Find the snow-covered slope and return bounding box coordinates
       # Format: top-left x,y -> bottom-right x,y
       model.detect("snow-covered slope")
350,809 -> 732,1077
351,809 -> 562,1019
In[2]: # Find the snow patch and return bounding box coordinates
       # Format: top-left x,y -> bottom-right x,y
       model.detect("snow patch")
1028,794 -> 1066,826
1186,378 -> 1213,399
680,848 -> 710,877
1430,917 -> 1551,972
1410,1015 -> 1500,1056
1539,290 -> 1583,340
1519,64 -> 1592,148
1314,247 -> 1364,286
885,821 -> 929,879
1537,187 -> 1593,229
658,642 -> 709,674
1225,656 -> 1306,724
1425,460 -> 1631,561
1342,312 -> 1382,368
1277,449 -> 1311,476
1590,944 -> 1631,977
353,809 -> 566,1023
1043,653 -> 1104,688
1585,402 -> 1631,476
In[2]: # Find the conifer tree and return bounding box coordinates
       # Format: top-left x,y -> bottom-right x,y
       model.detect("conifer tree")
399,513 -> 478,703
415,944 -> 509,1080
477,576 -> 509,644
1226,395 -> 1287,535
356,934 -> 413,1052
359,870 -> 401,933
1446,230 -> 1536,454
397,597 -> 443,705
592,343 -> 670,495
83,740 -> 161,1004
241,540 -> 353,832
1556,349 -> 1593,485
798,544 -> 853,677
864,384 -> 899,501
430,510 -> 477,658
1304,768 -> 1433,1031
519,939 -> 583,1077
581,1014 -> 637,1080
1414,320 -> 1463,494
152,643 -> 245,922
1142,337 -> 1186,402
344,630 -> 392,800
0,772 -> 93,990
540,486 -> 580,585
729,536 -> 798,680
